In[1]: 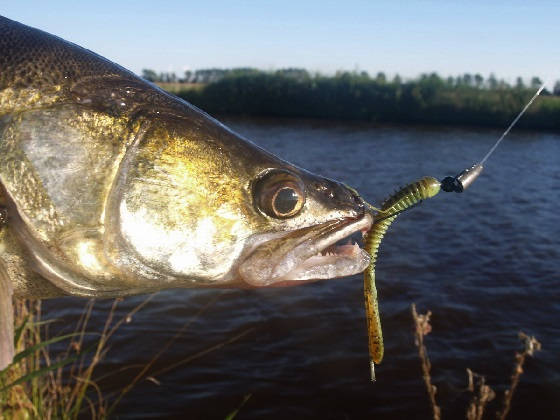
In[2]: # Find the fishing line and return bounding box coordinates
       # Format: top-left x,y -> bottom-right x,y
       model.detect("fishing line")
479,83 -> 545,165
441,83 -> 546,193
362,82 -> 545,382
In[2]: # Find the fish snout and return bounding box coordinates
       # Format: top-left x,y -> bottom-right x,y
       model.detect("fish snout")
310,178 -> 367,217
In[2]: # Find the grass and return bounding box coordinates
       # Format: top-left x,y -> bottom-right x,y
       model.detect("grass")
0,295 -> 156,419
411,303 -> 542,420
0,293 -> 255,419
0,296 -> 542,418
156,82 -> 206,94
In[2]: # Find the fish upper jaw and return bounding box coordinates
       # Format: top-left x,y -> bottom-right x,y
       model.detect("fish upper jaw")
238,212 -> 372,287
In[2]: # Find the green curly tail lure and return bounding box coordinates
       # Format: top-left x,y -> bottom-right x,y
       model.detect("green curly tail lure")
360,84 -> 544,382
364,176 -> 441,381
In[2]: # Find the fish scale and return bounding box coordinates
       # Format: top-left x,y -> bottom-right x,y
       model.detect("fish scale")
0,15 -> 373,369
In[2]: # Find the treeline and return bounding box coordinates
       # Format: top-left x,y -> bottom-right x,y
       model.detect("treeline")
142,67 -> 305,84
141,68 -> 560,129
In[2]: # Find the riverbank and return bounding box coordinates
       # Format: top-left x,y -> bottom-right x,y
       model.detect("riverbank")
155,71 -> 559,130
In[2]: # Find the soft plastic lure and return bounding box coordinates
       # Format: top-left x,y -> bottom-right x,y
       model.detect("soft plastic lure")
362,84 -> 544,381
364,176 -> 441,381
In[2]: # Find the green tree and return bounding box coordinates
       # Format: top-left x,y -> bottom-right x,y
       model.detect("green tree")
158,72 -> 177,83
531,76 -> 543,88
474,74 -> 484,88
276,68 -> 310,81
553,81 -> 560,96
173,68 -> 560,130
141,69 -> 158,82
487,73 -> 498,89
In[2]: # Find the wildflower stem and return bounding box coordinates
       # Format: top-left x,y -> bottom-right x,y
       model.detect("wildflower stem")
411,303 -> 441,420
497,332 -> 541,420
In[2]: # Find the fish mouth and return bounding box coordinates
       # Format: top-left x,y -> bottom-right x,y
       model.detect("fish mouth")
239,213 -> 372,287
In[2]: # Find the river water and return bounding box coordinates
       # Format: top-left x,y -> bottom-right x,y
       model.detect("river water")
42,118 -> 560,419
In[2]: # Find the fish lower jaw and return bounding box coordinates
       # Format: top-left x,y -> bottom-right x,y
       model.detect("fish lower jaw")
239,213 -> 372,287
278,244 -> 370,281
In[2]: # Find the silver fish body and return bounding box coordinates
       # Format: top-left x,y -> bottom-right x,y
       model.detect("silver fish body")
0,15 -> 372,301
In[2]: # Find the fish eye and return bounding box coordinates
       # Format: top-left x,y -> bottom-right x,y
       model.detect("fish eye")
272,186 -> 301,216
254,170 -> 306,219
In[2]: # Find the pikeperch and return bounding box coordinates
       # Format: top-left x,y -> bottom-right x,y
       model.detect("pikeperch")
0,16 -> 372,367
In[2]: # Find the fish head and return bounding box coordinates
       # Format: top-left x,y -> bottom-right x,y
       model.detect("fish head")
107,112 -> 372,288
0,15 -> 371,298
238,167 -> 373,287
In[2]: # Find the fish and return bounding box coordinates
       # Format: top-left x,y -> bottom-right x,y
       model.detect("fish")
0,16 -> 372,367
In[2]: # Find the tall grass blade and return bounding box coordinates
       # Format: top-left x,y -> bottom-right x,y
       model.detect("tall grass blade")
11,332 -> 94,366
0,343 -> 95,392
12,315 -> 29,347
225,393 -> 252,420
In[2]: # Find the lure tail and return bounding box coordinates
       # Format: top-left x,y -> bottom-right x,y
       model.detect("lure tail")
363,176 -> 441,381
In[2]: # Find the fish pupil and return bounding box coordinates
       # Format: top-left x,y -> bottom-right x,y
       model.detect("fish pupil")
274,187 -> 299,215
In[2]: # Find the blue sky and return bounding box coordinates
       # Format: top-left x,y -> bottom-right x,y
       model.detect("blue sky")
3,1 -> 559,87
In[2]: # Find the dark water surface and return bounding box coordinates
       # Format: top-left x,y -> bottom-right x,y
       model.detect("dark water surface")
43,119 -> 560,419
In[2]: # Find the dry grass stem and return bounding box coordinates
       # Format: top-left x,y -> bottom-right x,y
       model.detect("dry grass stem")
106,293 -> 222,415
465,368 -> 495,420
496,332 -> 542,420
1,294 -> 157,419
411,303 -> 441,420
150,327 -> 256,378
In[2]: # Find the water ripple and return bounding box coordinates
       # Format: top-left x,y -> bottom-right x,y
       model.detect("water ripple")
41,120 -> 560,418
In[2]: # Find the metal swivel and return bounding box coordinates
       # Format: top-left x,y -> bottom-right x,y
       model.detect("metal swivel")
441,164 -> 484,193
